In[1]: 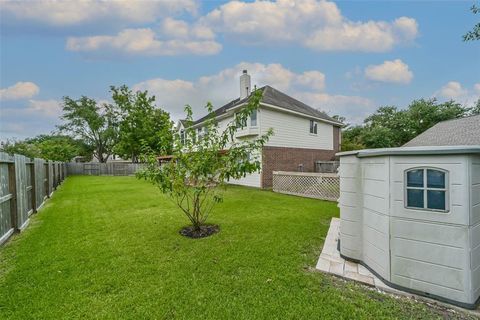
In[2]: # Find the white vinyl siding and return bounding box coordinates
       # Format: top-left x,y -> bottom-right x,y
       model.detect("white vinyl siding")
260,107 -> 333,150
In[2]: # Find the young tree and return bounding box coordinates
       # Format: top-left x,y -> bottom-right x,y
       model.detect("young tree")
111,85 -> 173,162
59,96 -> 118,163
138,90 -> 272,238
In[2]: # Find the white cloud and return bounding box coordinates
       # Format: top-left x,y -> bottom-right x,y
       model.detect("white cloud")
364,59 -> 413,84
435,81 -> 480,105
133,62 -> 372,122
160,18 -> 216,40
66,28 -> 222,56
296,92 -> 375,124
27,99 -> 62,117
438,81 -> 467,99
473,83 -> 480,95
0,82 -> 40,100
202,0 -> 418,52
1,0 -> 197,26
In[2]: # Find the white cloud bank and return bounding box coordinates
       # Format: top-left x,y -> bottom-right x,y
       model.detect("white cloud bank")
201,0 -> 418,52
133,62 -> 374,123
66,28 -> 222,56
364,59 -> 413,84
1,0 -> 197,26
0,82 -> 40,100
435,81 -> 480,105
56,0 -> 418,56
27,99 -> 62,117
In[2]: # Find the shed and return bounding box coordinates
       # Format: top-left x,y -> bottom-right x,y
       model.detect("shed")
337,145 -> 480,308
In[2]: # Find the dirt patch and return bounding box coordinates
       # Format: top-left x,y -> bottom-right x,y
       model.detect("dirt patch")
179,225 -> 219,239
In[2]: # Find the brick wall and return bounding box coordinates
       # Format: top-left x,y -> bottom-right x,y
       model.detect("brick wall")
262,146 -> 338,188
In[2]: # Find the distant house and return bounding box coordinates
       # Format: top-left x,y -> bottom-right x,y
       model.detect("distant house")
176,70 -> 343,188
335,113 -> 480,308
404,114 -> 480,147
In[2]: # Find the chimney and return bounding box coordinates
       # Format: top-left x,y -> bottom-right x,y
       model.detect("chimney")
240,69 -> 251,99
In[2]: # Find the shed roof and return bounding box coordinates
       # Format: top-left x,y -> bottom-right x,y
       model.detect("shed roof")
192,85 -> 342,126
403,115 -> 480,147
337,145 -> 480,158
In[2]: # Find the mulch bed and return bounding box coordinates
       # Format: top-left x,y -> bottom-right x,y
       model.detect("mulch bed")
179,224 -> 219,238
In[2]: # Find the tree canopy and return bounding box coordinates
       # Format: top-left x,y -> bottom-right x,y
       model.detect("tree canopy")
111,85 -> 173,163
341,98 -> 479,151
0,135 -> 91,161
463,4 -> 480,41
59,96 -> 119,163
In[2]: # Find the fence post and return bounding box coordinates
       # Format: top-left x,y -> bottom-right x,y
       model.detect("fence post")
7,161 -> 18,231
14,154 -> 28,230
30,160 -> 37,214
48,161 -> 53,196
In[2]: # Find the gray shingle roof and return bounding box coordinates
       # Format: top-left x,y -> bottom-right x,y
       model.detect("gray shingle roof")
403,114 -> 480,147
192,85 -> 342,126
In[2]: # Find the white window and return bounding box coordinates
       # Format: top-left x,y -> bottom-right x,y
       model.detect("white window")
197,127 -> 203,140
309,120 -> 318,134
250,110 -> 257,127
405,168 -> 449,212
180,130 -> 185,145
235,112 -> 247,127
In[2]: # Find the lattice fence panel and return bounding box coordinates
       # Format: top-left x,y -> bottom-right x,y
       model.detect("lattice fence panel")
272,171 -> 339,201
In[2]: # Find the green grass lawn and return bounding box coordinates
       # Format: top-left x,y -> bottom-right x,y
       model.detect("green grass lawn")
0,176 -> 473,319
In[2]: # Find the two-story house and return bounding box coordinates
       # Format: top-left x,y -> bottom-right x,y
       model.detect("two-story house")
177,70 -> 343,188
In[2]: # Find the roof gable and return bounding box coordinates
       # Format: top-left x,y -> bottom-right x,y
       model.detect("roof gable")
191,85 -> 342,126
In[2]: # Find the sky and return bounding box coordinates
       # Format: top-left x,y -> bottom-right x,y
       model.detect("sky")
0,0 -> 479,140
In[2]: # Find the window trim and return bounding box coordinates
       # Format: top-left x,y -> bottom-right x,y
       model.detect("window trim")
309,120 -> 318,135
404,167 -> 449,213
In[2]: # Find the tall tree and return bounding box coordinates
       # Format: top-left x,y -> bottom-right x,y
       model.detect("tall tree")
463,4 -> 480,41
341,98 -> 473,151
59,96 -> 118,163
138,90 -> 272,238
111,85 -> 173,163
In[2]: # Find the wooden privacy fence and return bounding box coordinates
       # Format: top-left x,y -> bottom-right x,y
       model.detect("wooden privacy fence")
272,171 -> 339,201
66,162 -> 144,176
0,152 -> 67,245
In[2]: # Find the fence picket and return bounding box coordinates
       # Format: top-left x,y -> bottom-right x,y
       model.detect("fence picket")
0,152 -> 67,245
66,162 -> 144,176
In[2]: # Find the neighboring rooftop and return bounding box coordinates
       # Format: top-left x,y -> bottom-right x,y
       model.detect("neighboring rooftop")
192,85 -> 342,126
403,114 -> 480,147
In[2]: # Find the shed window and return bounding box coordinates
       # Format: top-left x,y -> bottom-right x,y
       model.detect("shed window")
309,120 -> 318,134
405,168 -> 448,212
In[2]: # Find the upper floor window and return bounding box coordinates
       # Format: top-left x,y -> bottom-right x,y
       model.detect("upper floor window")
250,110 -> 257,127
197,127 -> 203,140
309,120 -> 318,134
405,168 -> 448,212
180,130 -> 185,145
235,112 -> 247,127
